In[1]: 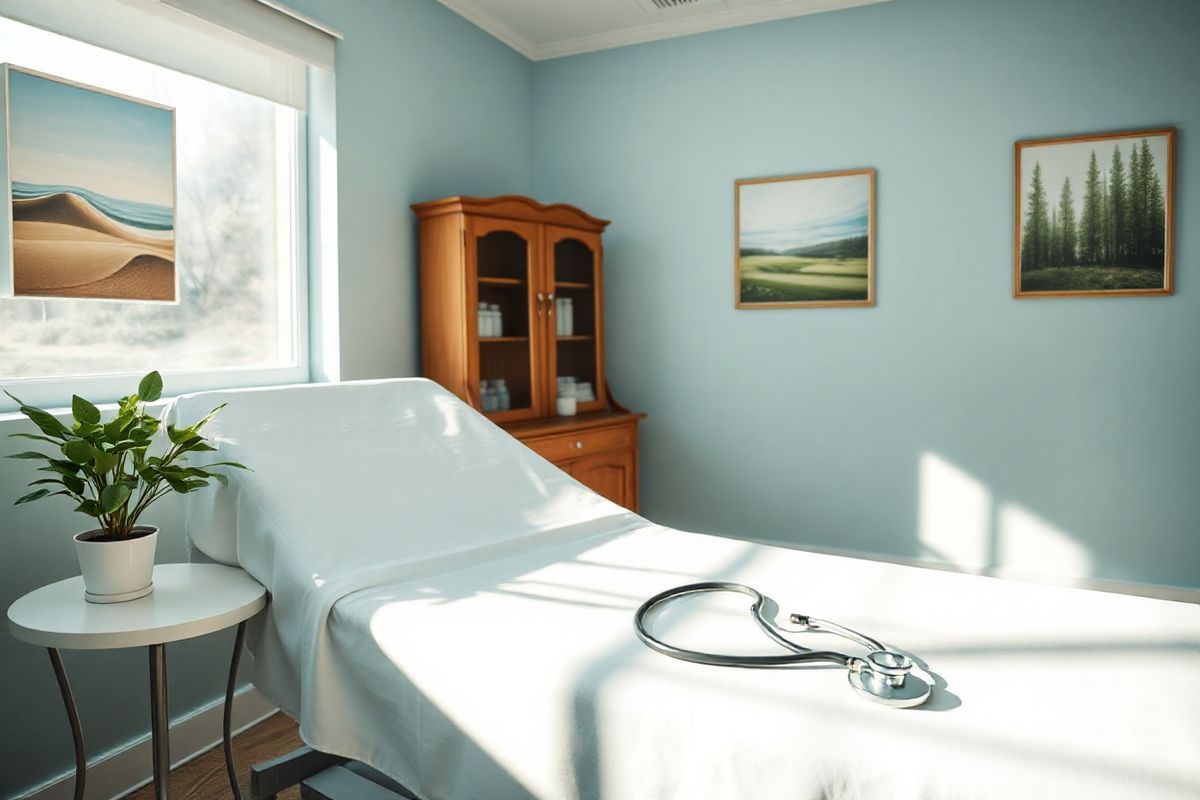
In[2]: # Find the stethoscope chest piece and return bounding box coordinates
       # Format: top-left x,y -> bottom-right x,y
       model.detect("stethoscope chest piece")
847,650 -> 932,709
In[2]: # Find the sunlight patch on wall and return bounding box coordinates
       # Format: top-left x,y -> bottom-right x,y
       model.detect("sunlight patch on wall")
918,452 -> 992,570
997,503 -> 1090,578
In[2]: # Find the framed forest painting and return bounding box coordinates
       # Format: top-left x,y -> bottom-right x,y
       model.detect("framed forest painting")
735,168 -> 874,308
1014,128 -> 1174,298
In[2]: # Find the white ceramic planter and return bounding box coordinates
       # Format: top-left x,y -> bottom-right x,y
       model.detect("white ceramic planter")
73,526 -> 158,604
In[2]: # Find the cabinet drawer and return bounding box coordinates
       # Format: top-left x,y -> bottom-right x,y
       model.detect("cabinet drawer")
524,424 -> 633,463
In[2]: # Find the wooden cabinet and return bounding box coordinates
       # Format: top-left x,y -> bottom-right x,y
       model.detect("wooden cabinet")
413,195 -> 645,511
508,412 -> 641,511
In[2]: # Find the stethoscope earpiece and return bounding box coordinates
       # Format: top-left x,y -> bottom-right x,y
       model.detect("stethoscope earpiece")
634,582 -> 932,710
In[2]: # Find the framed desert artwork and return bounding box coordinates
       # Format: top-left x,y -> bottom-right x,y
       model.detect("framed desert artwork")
1014,127 -> 1174,298
735,168 -> 875,309
2,65 -> 176,302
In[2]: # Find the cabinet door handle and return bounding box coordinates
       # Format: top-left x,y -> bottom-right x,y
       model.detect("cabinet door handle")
536,291 -> 544,317
575,440 -> 584,450
547,292 -> 556,315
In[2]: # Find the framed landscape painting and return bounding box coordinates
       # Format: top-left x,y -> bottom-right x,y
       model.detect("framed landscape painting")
2,65 -> 176,302
735,168 -> 874,309
1014,127 -> 1174,298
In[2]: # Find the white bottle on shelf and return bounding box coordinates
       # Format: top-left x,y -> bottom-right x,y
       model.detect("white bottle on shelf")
563,297 -> 574,337
495,379 -> 510,411
478,302 -> 489,338
490,304 -> 502,337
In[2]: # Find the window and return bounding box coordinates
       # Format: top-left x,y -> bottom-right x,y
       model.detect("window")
0,15 -> 307,407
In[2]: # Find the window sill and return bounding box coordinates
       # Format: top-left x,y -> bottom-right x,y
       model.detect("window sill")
0,365 -> 312,416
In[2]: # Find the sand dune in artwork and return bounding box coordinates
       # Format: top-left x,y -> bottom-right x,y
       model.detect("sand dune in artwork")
12,192 -> 174,300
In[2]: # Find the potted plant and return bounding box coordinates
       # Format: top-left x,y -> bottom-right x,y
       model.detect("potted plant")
6,371 -> 247,603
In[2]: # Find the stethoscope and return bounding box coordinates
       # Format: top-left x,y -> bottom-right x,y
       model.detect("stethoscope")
633,582 -> 932,709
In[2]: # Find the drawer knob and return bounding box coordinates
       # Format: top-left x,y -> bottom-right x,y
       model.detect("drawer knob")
575,440 -> 584,449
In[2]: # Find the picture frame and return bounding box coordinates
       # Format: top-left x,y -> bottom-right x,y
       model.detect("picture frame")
1,64 -> 178,303
1013,127 -> 1174,299
734,167 -> 875,309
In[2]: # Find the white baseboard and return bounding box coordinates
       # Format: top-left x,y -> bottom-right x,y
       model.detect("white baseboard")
14,687 -> 279,800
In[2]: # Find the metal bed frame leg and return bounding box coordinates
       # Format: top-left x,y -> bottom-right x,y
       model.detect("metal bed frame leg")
149,643 -> 170,799
48,648 -> 86,800
225,621 -> 248,799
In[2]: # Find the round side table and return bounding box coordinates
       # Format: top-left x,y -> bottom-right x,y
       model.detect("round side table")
7,563 -> 267,800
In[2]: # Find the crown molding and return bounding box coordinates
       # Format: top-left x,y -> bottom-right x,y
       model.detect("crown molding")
437,0 -> 539,59
440,0 -> 891,62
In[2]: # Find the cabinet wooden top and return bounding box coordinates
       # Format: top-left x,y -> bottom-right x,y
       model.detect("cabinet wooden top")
411,195 -> 610,233
504,410 -> 645,439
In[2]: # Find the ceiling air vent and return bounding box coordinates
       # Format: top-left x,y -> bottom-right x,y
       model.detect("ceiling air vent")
636,0 -> 729,13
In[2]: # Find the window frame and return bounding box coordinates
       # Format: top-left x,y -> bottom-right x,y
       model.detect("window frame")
0,106 -> 311,413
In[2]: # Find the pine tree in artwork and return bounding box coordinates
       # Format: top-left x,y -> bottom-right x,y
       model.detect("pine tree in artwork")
1128,141 -> 1146,266
1108,144 -> 1127,266
1049,208 -> 1060,267
1100,171 -> 1110,264
1079,151 -> 1103,265
1023,162 -> 1051,270
1145,142 -> 1166,270
1056,177 -> 1077,266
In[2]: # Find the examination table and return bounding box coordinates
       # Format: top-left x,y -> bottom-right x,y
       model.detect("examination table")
168,379 -> 1200,800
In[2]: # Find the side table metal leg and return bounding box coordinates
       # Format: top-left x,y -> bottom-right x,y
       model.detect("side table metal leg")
48,648 -> 86,800
149,643 -> 170,799
224,621 -> 248,799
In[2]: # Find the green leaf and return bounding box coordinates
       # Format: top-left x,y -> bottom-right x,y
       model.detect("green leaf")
93,451 -> 118,474
6,450 -> 52,460
179,441 -> 217,453
193,403 -> 228,432
138,371 -> 163,403
207,460 -> 251,471
167,425 -> 198,445
63,474 -> 86,494
99,483 -> 132,514
75,499 -> 101,517
71,395 -> 101,425
103,413 -> 134,440
38,462 -> 82,479
19,406 -> 69,438
8,432 -> 61,446
27,478 -> 64,487
15,488 -> 53,505
61,440 -> 95,465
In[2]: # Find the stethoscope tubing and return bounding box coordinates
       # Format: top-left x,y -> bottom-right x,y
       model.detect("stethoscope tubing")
633,581 -> 879,669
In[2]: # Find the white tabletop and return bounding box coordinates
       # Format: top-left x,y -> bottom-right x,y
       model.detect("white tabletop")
7,563 -> 267,650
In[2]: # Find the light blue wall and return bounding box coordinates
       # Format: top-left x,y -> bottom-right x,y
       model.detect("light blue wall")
0,2 -> 533,797
290,0 -> 533,381
532,0 -> 1200,589
5,0 -> 1198,795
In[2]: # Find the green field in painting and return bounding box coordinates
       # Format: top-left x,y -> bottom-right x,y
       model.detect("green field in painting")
1020,266 -> 1164,292
739,255 -> 869,303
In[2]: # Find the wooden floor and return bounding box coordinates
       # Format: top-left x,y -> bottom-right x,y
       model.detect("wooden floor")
124,712 -> 303,800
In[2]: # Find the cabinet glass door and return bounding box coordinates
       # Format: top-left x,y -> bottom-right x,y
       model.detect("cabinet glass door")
544,226 -> 605,414
469,217 -> 544,421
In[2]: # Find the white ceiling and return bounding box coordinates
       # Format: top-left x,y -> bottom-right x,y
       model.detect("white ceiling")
437,0 -> 892,60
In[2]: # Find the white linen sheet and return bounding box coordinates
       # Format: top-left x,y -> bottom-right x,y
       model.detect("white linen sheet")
169,379 -> 1200,800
